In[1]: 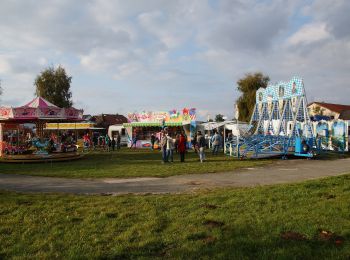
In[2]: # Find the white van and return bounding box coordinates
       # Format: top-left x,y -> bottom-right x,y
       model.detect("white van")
108,124 -> 129,146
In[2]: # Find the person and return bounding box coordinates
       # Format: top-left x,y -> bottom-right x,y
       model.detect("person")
130,133 -> 138,149
174,133 -> 180,153
111,137 -> 116,151
105,135 -> 111,152
116,133 -> 121,150
150,133 -> 156,150
160,130 -> 168,163
197,131 -> 206,163
191,133 -> 198,153
211,130 -> 221,155
92,134 -> 98,150
166,133 -> 175,163
178,132 -> 187,162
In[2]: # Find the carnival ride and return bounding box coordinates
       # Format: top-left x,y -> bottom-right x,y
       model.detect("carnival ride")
225,76 -> 346,159
0,97 -> 83,162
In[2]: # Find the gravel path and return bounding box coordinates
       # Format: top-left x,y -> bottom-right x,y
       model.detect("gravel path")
1,158 -> 350,195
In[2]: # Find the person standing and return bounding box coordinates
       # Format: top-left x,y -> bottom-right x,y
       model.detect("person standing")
211,130 -> 221,155
166,133 -> 175,163
111,137 -> 116,151
130,133 -> 138,149
105,135 -> 111,152
178,132 -> 187,162
116,133 -> 121,150
150,133 -> 156,150
197,131 -> 206,163
191,133 -> 198,153
160,130 -> 168,163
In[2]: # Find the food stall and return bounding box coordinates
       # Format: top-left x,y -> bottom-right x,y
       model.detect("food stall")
123,108 -> 198,148
0,97 -> 84,162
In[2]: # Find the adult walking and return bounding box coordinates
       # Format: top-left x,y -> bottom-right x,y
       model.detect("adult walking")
116,134 -> 121,150
111,137 -> 116,151
150,133 -> 156,150
130,133 -> 138,149
160,130 -> 168,163
211,130 -> 221,155
105,135 -> 111,152
197,131 -> 206,163
178,132 -> 187,162
166,133 -> 175,163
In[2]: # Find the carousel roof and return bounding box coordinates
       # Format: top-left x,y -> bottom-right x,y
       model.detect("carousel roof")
23,97 -> 58,108
0,96 -> 83,122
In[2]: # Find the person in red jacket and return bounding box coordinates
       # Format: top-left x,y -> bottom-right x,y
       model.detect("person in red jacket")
178,132 -> 187,162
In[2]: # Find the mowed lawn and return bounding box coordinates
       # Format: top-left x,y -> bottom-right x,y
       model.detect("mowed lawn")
0,174 -> 350,259
0,148 -> 271,178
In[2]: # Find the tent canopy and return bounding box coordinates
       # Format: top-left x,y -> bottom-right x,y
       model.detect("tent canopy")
0,96 -> 83,122
24,97 -> 59,108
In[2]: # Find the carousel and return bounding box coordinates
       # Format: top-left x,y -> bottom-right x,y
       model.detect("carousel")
0,97 -> 84,163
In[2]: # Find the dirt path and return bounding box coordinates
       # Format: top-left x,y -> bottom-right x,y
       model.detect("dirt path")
1,158 -> 350,195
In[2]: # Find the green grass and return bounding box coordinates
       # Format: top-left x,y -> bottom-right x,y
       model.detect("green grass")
1,174 -> 350,259
0,148 -> 271,178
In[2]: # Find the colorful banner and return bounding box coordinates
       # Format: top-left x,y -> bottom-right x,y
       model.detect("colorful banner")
127,108 -> 196,124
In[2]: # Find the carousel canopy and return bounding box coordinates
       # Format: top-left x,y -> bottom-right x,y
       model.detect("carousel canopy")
0,97 -> 83,122
24,97 -> 59,108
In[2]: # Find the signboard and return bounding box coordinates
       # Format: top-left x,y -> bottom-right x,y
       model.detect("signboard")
45,123 -> 95,130
127,108 -> 196,124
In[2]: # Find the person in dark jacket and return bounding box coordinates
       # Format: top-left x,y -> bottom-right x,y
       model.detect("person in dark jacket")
178,132 -> 187,162
196,131 -> 206,163
111,137 -> 116,151
150,133 -> 156,150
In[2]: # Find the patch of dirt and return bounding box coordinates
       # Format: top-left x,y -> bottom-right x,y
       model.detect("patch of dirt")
317,229 -> 345,245
201,204 -> 218,210
186,181 -> 202,186
280,231 -> 307,241
203,220 -> 225,228
325,194 -> 336,199
105,213 -> 118,218
202,236 -> 217,244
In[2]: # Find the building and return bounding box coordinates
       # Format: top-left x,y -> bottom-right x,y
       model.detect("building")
91,114 -> 128,129
308,102 -> 350,120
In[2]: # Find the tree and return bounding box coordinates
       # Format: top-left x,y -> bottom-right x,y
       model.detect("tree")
236,72 -> 270,122
34,66 -> 73,107
215,114 -> 225,122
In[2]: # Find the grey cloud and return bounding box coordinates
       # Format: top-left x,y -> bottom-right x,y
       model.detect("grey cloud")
311,0 -> 350,39
198,0 -> 290,52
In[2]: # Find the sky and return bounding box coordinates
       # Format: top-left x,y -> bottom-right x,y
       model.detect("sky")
0,0 -> 349,120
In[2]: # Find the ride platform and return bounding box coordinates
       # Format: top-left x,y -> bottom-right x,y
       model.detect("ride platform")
0,152 -> 84,163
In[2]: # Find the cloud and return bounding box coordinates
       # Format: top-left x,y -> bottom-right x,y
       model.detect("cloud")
287,23 -> 330,46
0,0 -> 349,120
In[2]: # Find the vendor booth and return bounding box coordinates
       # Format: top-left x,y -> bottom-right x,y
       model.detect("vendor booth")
0,97 -> 84,162
123,108 -> 198,148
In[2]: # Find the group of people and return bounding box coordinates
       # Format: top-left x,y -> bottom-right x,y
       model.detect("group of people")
159,130 -> 187,163
83,133 -> 121,152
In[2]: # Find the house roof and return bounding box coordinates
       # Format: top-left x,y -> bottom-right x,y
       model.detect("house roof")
92,114 -> 128,128
309,102 -> 350,114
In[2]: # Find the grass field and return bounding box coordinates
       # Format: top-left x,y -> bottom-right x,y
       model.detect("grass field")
0,174 -> 349,259
0,149 -> 271,178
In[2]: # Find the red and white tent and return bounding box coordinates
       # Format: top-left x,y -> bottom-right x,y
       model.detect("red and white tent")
0,97 -> 83,121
